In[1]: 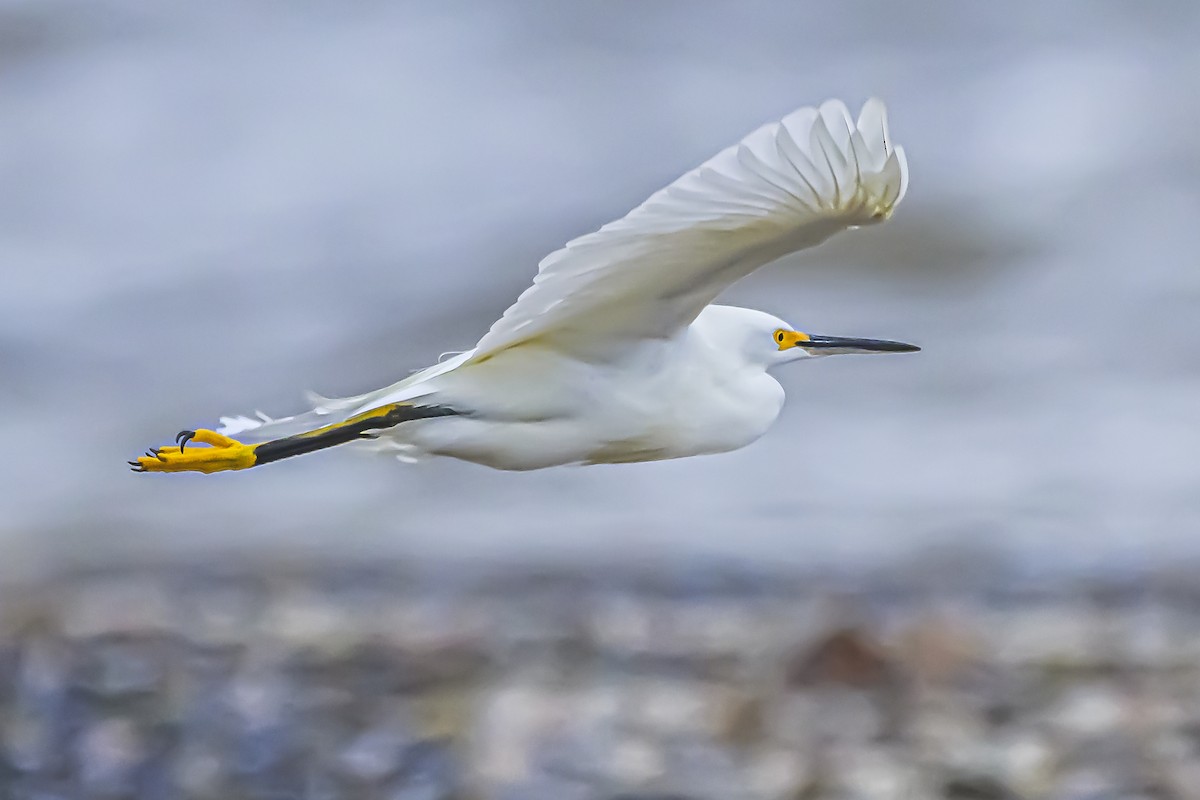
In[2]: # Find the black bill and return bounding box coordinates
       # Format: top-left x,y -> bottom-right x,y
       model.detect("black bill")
802,335 -> 920,353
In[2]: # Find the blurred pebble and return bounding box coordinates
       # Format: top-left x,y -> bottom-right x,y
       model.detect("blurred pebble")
77,635 -> 165,697
389,740 -> 458,800
337,716 -> 416,782
173,738 -> 227,796
75,718 -> 143,796
609,737 -> 665,787
770,687 -> 884,747
1046,683 -> 1127,737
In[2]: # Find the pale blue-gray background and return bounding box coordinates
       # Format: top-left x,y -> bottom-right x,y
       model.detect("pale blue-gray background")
3,1 -> 1198,576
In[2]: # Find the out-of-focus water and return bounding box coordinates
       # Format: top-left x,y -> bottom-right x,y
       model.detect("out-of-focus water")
3,1 -> 1199,576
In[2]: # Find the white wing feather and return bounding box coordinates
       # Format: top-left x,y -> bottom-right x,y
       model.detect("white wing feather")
467,98 -> 908,363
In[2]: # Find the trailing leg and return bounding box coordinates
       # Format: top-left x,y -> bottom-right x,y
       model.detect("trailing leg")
131,403 -> 460,474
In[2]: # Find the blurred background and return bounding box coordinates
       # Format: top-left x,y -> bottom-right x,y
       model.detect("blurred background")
2,1 -> 1200,798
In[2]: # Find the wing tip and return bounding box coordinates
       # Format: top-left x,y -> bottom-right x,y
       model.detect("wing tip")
766,97 -> 906,221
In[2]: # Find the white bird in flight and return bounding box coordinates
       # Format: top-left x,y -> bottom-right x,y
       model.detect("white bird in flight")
132,97 -> 915,475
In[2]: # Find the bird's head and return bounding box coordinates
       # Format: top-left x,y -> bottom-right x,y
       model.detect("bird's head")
700,305 -> 920,370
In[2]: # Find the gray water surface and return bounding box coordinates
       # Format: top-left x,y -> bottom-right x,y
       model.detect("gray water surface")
2,1 -> 1199,575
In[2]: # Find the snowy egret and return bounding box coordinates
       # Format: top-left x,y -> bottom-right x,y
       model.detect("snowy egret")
132,97 -> 916,474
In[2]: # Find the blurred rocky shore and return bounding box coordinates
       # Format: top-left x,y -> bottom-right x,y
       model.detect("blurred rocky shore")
3,557 -> 1200,800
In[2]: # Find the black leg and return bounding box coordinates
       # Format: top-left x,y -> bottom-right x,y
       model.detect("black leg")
251,403 -> 461,466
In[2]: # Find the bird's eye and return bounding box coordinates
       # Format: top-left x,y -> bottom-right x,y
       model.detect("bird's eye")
775,330 -> 785,343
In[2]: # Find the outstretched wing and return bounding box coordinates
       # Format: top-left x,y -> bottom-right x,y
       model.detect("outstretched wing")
468,98 -> 908,363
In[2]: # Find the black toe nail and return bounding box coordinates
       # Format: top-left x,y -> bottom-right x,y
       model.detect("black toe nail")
177,430 -> 196,451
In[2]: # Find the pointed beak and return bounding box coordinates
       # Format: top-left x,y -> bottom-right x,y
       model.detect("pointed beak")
801,334 -> 920,354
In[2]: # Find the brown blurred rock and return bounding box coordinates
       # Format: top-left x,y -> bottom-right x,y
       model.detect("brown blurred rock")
897,611 -> 983,686
786,627 -> 895,689
718,688 -> 766,748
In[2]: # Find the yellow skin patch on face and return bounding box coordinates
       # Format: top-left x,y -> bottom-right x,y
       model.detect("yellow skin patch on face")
774,329 -> 811,351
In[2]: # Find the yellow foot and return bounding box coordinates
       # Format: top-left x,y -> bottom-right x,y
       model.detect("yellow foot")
130,429 -> 257,474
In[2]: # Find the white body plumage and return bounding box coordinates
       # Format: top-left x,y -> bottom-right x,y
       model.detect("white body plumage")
390,306 -> 791,470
